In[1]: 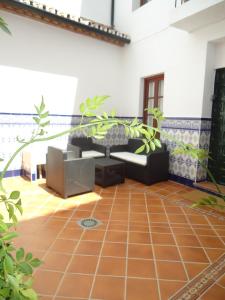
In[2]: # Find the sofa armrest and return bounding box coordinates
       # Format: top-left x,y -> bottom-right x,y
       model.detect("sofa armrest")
110,144 -> 128,153
92,143 -> 107,155
147,151 -> 169,168
67,144 -> 81,158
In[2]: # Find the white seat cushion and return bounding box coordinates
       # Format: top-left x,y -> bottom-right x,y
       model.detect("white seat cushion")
82,150 -> 105,158
110,152 -> 147,166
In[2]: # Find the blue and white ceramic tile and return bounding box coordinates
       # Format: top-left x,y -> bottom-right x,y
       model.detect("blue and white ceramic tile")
0,113 -> 212,185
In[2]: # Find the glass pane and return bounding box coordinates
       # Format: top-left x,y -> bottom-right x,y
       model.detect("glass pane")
159,97 -> 163,112
147,115 -> 153,127
148,81 -> 155,98
158,80 -> 164,97
147,98 -> 154,111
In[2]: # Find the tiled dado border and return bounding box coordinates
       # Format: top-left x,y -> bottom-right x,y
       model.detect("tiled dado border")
0,113 -> 212,184
170,253 -> 225,300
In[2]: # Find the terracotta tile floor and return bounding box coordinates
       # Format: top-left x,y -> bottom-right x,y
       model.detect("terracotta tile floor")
3,177 -> 225,300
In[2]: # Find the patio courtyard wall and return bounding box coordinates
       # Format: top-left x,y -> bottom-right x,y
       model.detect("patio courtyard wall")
114,0 -> 225,183
0,10 -> 125,177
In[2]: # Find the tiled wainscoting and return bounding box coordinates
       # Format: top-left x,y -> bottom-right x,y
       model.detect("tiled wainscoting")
161,118 -> 211,183
0,113 -> 211,185
0,112 -> 72,177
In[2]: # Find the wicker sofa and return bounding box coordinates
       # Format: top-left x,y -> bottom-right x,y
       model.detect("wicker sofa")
69,136 -> 107,159
110,138 -> 169,185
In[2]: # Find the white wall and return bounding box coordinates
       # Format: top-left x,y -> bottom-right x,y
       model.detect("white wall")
115,0 -> 225,118
37,0 -> 82,16
215,40 -> 225,68
0,11 -> 124,116
81,0 -> 111,25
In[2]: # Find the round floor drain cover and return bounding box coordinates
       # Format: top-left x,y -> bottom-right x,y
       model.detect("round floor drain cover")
77,218 -> 102,229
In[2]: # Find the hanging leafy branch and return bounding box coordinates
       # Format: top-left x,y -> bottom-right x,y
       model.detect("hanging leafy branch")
0,17 -> 11,35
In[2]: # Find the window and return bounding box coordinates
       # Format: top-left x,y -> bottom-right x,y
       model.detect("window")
143,74 -> 164,127
140,0 -> 151,7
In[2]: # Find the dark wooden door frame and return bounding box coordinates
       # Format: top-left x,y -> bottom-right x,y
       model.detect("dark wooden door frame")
143,74 -> 164,125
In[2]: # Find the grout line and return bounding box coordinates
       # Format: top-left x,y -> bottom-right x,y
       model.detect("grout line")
168,252 -> 225,300
124,186 -> 131,300
51,190 -> 102,299
179,206 -> 212,265
204,215 -> 225,247
160,197 -> 190,282
144,191 -> 162,300
216,282 -> 225,290
37,268 -> 188,282
87,186 -> 118,299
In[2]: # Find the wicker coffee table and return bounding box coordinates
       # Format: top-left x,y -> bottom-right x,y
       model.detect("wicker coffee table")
95,158 -> 125,187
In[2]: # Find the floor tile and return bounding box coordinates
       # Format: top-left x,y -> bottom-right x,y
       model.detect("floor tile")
91,275 -> 125,300
159,280 -> 185,300
102,242 -> 127,257
156,261 -> 187,281
82,229 -> 105,241
154,245 -> 181,261
98,257 -> 126,276
127,258 -> 155,278
179,246 -> 209,263
58,227 -> 83,240
152,233 -> 176,245
128,243 -> 153,259
41,251 -> 71,271
34,270 -> 63,295
185,262 -> 209,279
175,234 -> 201,247
57,274 -> 93,298
126,278 -> 159,300
50,238 -> 77,253
68,255 -> 98,274
76,241 -> 102,255
5,177 -> 225,300
129,232 -> 150,244
198,235 -> 224,248
200,283 -> 225,299
106,230 -> 128,243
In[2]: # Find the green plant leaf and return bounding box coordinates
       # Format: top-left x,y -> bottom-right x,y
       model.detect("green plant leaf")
2,232 -> 18,241
16,248 -> 25,261
9,191 -> 20,200
150,141 -> 156,151
0,221 -> 8,232
30,258 -> 42,268
3,255 -> 14,274
34,105 -> 40,114
25,252 -> 33,262
79,103 -> 85,114
39,97 -> 45,113
33,117 -> 40,124
111,109 -> 116,118
8,204 -> 14,220
39,111 -> 49,119
18,262 -> 33,275
135,145 -> 145,154
20,288 -> 38,300
154,139 -> 161,148
40,120 -> 50,128
0,18 -> 11,35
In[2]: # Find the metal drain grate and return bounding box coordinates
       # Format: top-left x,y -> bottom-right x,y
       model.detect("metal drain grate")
77,218 -> 102,229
